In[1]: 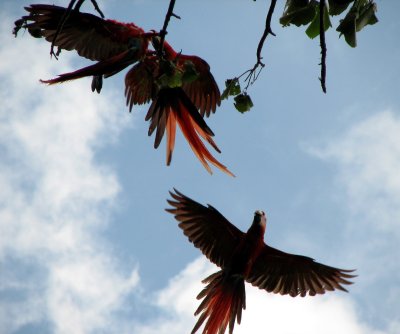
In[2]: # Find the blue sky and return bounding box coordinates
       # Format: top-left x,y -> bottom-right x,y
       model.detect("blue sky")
0,1 -> 399,333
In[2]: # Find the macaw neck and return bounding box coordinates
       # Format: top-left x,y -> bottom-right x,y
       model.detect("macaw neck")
163,41 -> 179,58
246,219 -> 266,241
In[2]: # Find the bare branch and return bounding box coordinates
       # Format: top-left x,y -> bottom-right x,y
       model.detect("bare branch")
73,0 -> 86,11
158,0 -> 180,57
256,0 -> 277,66
240,0 -> 277,90
75,0 -> 105,17
319,0 -> 327,93
89,0 -> 105,17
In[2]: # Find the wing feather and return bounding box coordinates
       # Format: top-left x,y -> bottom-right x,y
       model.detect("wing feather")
181,56 -> 221,117
246,244 -> 356,297
166,189 -> 244,268
20,4 -> 146,61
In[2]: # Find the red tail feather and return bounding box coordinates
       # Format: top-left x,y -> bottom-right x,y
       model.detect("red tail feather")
146,88 -> 234,177
192,270 -> 245,334
175,104 -> 233,176
40,49 -> 139,85
166,111 -> 177,165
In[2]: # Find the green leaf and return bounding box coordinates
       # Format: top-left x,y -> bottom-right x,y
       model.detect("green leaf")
329,0 -> 354,16
280,0 -> 317,27
336,1 -> 378,48
221,78 -> 241,100
336,5 -> 358,47
234,93 -> 254,113
356,1 -> 378,32
305,2 -> 332,39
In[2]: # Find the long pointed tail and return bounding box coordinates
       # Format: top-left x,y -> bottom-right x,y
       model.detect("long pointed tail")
40,50 -> 137,85
192,270 -> 246,334
146,88 -> 234,177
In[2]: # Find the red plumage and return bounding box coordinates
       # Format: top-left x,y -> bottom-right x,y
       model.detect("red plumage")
193,271 -> 245,334
14,4 -> 233,176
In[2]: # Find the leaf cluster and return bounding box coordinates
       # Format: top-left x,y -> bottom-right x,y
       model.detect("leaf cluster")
280,0 -> 378,47
221,78 -> 254,114
223,0 -> 378,113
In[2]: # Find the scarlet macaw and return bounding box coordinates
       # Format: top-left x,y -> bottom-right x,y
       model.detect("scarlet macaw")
124,38 -> 232,175
14,4 -> 232,176
167,189 -> 355,334
13,4 -> 151,92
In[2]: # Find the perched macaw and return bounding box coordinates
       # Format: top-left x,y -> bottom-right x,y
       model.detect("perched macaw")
124,38 -> 232,176
167,189 -> 356,334
14,4 -> 233,176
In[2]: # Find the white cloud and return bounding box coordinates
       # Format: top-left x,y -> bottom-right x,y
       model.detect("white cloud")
307,111 -> 400,234
304,110 -> 400,331
133,258 -> 213,334
305,111 -> 400,278
0,17 -> 138,334
135,257 -> 383,334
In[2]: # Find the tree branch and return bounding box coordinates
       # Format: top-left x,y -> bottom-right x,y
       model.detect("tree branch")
319,0 -> 327,93
241,0 -> 277,90
158,0 -> 181,57
75,0 -> 105,17
89,0 -> 105,17
256,0 -> 277,66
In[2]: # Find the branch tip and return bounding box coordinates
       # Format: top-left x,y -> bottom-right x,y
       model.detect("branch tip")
319,0 -> 327,93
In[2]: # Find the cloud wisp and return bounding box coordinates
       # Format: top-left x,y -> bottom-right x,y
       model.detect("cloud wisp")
0,19 -> 137,334
134,257 -> 381,334
309,111 -> 400,234
306,110 -> 400,331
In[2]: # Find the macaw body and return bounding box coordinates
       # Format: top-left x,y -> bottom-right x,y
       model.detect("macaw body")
160,40 -> 221,117
14,4 -> 232,176
124,42 -> 232,176
167,189 -> 355,334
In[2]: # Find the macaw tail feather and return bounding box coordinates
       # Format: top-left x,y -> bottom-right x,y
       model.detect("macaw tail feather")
40,49 -> 138,85
192,270 -> 246,334
146,87 -> 234,177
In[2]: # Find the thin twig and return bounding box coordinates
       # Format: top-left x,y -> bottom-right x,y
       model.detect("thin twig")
319,0 -> 327,93
241,0 -> 277,90
73,0 -> 85,11
74,0 -> 104,17
158,0 -> 180,57
50,0 -> 104,58
89,0 -> 105,17
256,0 -> 277,66
50,0 -> 76,58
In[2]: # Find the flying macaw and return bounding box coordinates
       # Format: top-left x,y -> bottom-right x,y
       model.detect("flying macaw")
166,189 -> 355,334
14,4 -> 232,176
